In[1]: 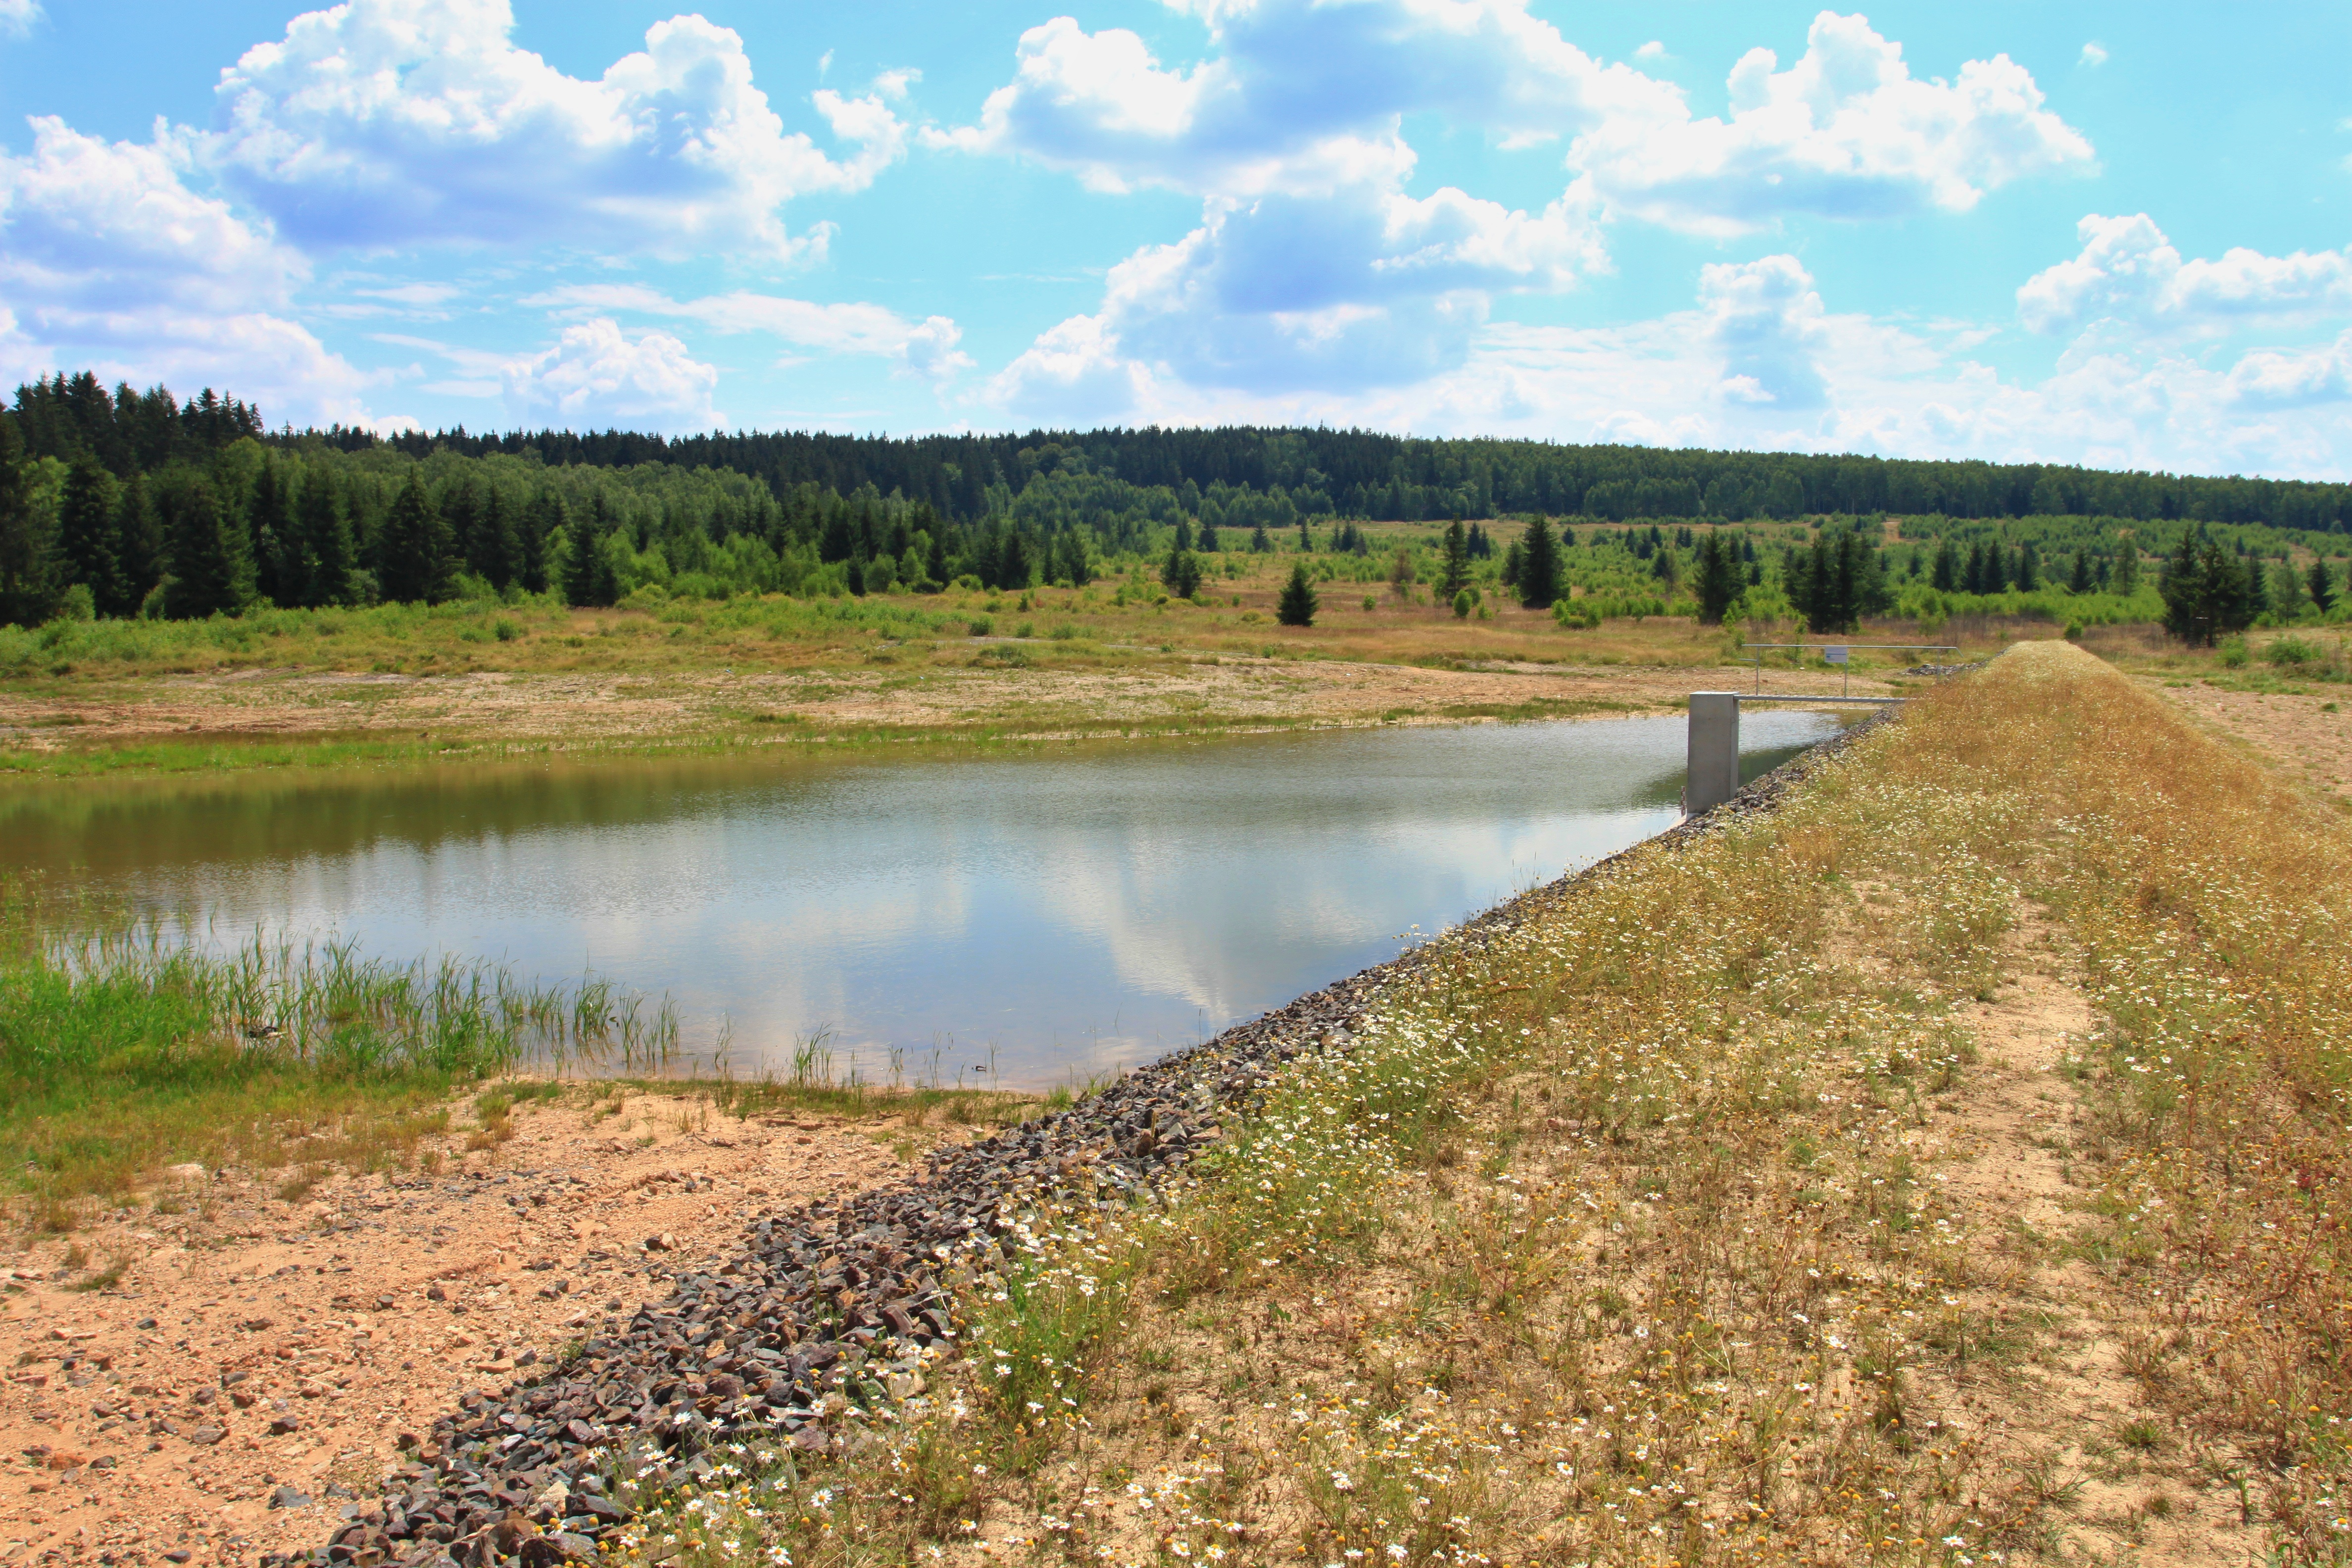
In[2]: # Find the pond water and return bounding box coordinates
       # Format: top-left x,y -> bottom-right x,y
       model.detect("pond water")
1,712 -> 1837,1088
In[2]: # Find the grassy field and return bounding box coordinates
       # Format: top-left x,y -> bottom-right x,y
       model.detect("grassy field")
606,640 -> 2352,1567
0,517 -> 2210,782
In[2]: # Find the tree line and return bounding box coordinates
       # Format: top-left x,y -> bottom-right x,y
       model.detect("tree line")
17,370 -> 2352,538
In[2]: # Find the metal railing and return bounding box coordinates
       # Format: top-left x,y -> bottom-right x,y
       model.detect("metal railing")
1737,641 -> 1960,696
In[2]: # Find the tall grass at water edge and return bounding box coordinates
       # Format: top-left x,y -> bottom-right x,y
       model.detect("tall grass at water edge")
0,886 -> 679,1216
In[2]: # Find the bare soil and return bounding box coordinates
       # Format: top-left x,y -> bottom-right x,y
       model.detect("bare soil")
0,658 -> 1893,753
0,1090 -> 967,1567
2146,678 -> 2352,798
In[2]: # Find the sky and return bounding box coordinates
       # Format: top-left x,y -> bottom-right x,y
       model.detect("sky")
2,1 -> 2350,479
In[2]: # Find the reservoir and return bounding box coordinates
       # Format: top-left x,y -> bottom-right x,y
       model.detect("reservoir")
0,712 -> 1836,1088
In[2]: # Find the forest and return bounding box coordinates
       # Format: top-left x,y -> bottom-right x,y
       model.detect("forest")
2,368 -> 2347,637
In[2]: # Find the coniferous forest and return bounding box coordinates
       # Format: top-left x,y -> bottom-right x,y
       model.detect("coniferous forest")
4,368 -> 2350,639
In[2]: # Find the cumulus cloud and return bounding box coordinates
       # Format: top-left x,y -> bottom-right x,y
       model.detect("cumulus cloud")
209,0 -> 904,256
2018,213 -> 2352,336
1568,11 -> 2096,235
2079,42 -> 2108,67
502,318 -> 721,432
525,284 -> 972,380
944,5 -> 2089,230
974,249 -> 2352,481
988,182 -> 1604,413
931,0 -> 1666,197
0,116 -> 382,425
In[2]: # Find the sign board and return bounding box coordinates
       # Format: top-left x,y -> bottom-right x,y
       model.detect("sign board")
1824,645 -> 1849,664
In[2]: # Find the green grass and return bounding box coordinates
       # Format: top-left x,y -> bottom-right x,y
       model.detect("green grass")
0,887 -> 667,1218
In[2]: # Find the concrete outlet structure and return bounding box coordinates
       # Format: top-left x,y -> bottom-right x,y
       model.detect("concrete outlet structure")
1686,692 -> 1741,816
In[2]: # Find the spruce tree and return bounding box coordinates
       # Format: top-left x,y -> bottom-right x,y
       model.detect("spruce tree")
0,417 -> 54,627
296,467 -> 355,607
248,457 -> 294,606
162,479 -> 245,619
114,475 -> 163,613
58,458 -> 124,616
926,525 -> 950,586
1195,517 -> 1218,552
1931,537 -> 1960,591
2014,541 -> 2040,592
1516,515 -> 1562,609
2309,557 -> 2337,615
2067,548 -> 2093,594
1161,547 -> 1202,599
2112,542 -> 2140,596
476,486 -> 518,589
1438,519 -> 1470,598
441,479 -> 482,580
2243,549 -> 2270,621
1250,521 -> 1271,553
377,471 -> 448,605
1276,561 -> 1319,626
523,490 -> 563,594
1173,516 -> 1193,551
999,531 -> 1031,589
563,501 -> 606,607
1693,532 -> 1742,625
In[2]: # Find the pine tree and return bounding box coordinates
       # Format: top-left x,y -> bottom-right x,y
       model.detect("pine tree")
1983,543 -> 2009,594
1195,517 -> 1218,553
1173,516 -> 1193,552
476,487 -> 518,590
1161,547 -> 1202,599
295,467 -> 355,607
162,479 -> 246,619
523,490 -> 563,594
442,479 -> 482,581
563,502 -> 606,607
999,531 -> 1031,589
1931,538 -> 1960,592
2067,548 -> 2093,594
1250,521 -> 1271,553
2014,541 -> 2040,592
57,458 -> 124,616
0,417 -> 55,627
114,475 -> 163,613
1516,515 -> 1562,609
1276,561 -> 1319,626
1693,532 -> 1741,625
248,457 -> 294,606
1438,519 -> 1470,598
2243,550 -> 2270,621
2309,557 -> 2337,615
927,526 -> 950,586
2112,542 -> 2140,597
377,471 -> 449,605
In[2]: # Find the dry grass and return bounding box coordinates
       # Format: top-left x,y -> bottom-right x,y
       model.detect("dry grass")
609,640 -> 2352,1567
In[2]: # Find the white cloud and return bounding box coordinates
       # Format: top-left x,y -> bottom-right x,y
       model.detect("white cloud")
0,116 -> 381,425
0,0 -> 39,40
1634,41 -> 1667,62
2018,213 -> 2352,337
209,0 -> 905,257
988,183 -> 1604,411
980,251 -> 2352,481
0,116 -> 303,314
930,0 -> 1671,199
2079,42 -> 2108,68
1568,12 -> 2096,236
943,5 -> 2090,232
525,283 -> 974,380
502,318 -> 721,432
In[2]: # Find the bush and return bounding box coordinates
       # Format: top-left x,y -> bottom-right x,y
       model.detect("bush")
2266,635 -> 2320,667
2218,636 -> 2250,668
968,617 -> 994,637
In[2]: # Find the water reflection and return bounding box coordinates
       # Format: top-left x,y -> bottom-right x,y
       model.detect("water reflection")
2,712 -> 1837,1087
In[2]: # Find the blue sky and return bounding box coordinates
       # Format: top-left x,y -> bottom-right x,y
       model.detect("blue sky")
3,1 -> 2351,477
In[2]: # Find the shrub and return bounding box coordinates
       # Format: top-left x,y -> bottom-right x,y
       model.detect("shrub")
2265,635 -> 2319,667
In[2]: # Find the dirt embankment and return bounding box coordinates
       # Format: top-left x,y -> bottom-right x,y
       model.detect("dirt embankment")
0,1091 -> 958,1567
2149,677 -> 2352,797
